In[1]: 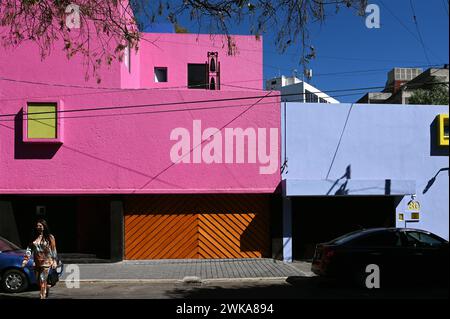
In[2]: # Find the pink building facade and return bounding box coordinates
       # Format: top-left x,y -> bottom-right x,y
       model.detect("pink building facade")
0,26 -> 281,261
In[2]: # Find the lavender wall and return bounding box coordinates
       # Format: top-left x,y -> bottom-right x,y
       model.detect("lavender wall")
282,102 -> 449,239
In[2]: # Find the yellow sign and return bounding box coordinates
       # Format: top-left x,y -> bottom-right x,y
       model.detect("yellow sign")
407,200 -> 421,212
411,213 -> 420,220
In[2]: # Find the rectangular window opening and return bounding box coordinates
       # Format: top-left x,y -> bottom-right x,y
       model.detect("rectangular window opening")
154,67 -> 168,83
27,103 -> 57,139
188,64 -> 208,89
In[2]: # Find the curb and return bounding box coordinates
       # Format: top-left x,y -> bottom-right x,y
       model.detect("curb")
60,279 -> 184,284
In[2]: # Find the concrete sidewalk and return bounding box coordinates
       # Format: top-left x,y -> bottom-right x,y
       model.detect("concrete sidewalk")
59,259 -> 314,282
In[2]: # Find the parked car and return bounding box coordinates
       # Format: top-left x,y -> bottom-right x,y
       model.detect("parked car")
311,228 -> 449,286
0,236 -> 63,293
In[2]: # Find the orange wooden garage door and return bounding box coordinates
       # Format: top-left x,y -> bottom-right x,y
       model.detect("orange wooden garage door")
124,195 -> 271,259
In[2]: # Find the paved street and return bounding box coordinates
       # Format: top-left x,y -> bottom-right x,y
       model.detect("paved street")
1,259 -> 447,300
1,277 -> 447,300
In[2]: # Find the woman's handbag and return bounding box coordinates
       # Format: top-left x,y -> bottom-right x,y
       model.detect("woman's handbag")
47,260 -> 64,287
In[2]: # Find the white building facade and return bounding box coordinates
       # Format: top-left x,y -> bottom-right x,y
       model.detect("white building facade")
266,76 -> 339,104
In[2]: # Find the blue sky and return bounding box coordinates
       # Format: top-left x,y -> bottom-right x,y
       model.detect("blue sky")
264,0 -> 449,102
139,0 -> 449,102
259,0 -> 449,102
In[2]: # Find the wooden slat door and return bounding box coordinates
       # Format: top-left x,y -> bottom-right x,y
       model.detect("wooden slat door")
124,195 -> 271,260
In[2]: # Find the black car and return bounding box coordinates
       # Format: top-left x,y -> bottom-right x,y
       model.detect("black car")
311,228 -> 449,286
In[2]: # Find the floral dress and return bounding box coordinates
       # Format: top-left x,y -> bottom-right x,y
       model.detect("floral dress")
23,235 -> 57,283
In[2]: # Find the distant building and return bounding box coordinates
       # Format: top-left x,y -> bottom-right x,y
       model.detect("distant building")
266,76 -> 339,104
358,65 -> 449,104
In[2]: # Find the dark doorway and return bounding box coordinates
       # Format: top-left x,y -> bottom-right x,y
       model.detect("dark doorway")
4,196 -> 111,259
292,196 -> 397,260
10,196 -> 77,253
188,63 -> 208,89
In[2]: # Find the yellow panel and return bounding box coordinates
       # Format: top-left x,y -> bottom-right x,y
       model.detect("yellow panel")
27,105 -> 57,139
438,114 -> 449,147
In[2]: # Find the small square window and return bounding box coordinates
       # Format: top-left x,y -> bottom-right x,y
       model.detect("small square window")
155,67 -> 168,83
23,102 -> 63,143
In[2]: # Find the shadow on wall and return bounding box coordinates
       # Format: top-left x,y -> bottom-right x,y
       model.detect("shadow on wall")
423,167 -> 449,194
14,111 -> 61,159
240,210 -> 271,258
430,118 -> 449,157
326,165 -> 351,196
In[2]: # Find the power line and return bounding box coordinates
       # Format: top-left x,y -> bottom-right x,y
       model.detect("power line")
409,0 -> 432,65
315,55 -> 429,64
0,80 -> 447,119
379,0 -> 444,64
0,63 -> 443,101
0,86 -> 387,118
143,37 -> 435,64
136,36 -> 445,74
132,91 -> 274,192
0,88 -> 351,118
0,92 -> 368,123
326,103 -> 355,179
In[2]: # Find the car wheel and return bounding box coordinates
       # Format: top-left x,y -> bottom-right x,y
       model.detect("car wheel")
1,269 -> 29,293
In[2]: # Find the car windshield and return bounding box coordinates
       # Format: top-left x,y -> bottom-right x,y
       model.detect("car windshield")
0,237 -> 21,252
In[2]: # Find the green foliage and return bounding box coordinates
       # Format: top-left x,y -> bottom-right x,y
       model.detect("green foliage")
409,85 -> 449,105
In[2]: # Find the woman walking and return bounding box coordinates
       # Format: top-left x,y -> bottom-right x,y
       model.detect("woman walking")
21,219 -> 58,299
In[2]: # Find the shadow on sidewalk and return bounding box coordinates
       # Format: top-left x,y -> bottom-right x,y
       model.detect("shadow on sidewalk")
165,276 -> 449,299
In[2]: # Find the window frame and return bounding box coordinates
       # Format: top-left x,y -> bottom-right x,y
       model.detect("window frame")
438,114 -> 449,146
23,101 -> 64,144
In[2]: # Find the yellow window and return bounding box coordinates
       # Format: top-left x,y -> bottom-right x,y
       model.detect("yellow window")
27,104 -> 57,139
438,114 -> 449,147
